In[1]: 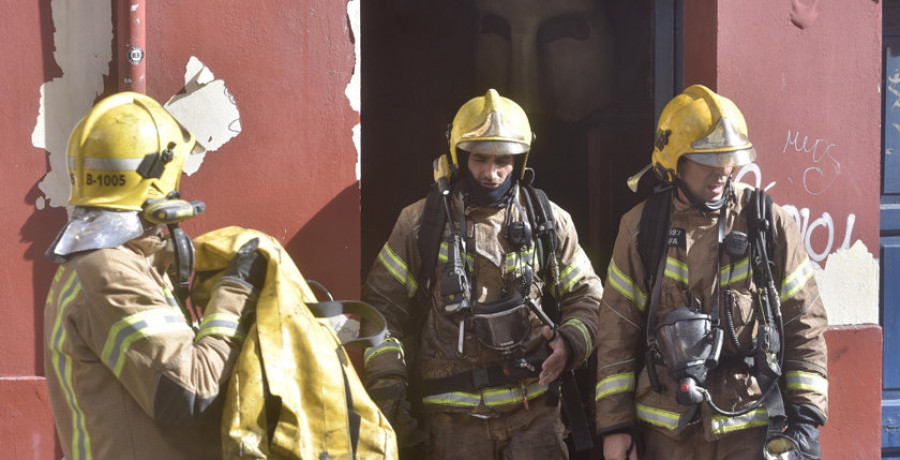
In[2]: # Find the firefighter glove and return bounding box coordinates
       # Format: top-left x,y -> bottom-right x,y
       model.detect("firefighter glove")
223,238 -> 267,291
367,376 -> 429,450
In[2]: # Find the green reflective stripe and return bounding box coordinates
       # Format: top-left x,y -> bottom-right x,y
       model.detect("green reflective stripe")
721,258 -> 750,286
48,268 -> 92,459
438,242 -> 449,262
562,318 -> 592,360
781,258 -> 815,303
195,312 -> 243,342
423,382 -> 548,408
101,310 -> 192,377
377,244 -> 418,298
78,156 -> 143,171
635,403 -> 681,430
482,382 -> 548,406
664,257 -> 689,285
711,407 -> 769,434
160,284 -> 180,309
785,370 -> 828,396
557,262 -> 585,295
607,260 -> 647,311
422,392 -> 481,408
505,247 -> 536,273
595,372 -> 634,400
363,337 -> 404,368
437,241 -> 475,268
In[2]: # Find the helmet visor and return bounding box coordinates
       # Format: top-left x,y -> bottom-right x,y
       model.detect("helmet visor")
457,140 -> 529,155
684,147 -> 757,168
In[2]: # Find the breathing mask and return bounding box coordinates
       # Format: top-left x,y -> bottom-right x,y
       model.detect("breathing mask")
654,302 -> 723,405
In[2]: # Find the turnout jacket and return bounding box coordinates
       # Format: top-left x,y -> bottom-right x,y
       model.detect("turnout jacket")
363,187 -> 602,413
595,182 -> 828,441
44,232 -> 253,459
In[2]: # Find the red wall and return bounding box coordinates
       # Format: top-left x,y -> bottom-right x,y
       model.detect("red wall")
0,0 -> 360,456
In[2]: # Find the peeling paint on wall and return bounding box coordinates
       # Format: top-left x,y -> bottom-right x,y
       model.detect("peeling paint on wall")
165,57 -> 241,176
31,0 -> 113,211
736,159 -> 877,326
346,0 -> 361,182
814,240 -> 879,325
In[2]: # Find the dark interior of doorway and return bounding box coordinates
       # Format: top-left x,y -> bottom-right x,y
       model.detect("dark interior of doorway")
361,1 -> 655,279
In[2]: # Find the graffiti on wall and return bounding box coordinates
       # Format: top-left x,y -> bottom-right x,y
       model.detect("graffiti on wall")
735,128 -> 854,265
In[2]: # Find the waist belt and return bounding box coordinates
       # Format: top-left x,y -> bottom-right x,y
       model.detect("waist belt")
417,360 -> 542,396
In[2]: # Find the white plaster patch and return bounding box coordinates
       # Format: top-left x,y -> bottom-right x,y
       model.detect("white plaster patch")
32,0 -> 113,212
165,57 -> 241,176
346,0 -> 362,182
814,240 -> 879,326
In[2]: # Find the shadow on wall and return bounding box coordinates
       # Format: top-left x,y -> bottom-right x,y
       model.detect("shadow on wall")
285,183 -> 362,301
21,180 -> 68,375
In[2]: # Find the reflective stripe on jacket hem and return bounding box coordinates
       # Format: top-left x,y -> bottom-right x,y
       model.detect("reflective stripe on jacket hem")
711,407 -> 769,435
422,381 -> 548,408
635,403 -> 683,430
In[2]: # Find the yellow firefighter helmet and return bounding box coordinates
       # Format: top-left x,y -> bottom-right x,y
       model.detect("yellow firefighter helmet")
449,89 -> 532,177
628,84 -> 756,191
67,91 -> 196,211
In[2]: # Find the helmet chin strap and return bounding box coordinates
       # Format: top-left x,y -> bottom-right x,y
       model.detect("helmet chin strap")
675,177 -> 733,212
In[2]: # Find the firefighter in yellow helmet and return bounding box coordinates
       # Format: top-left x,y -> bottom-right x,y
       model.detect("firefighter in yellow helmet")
595,85 -> 828,459
360,89 -> 603,459
44,92 -> 265,459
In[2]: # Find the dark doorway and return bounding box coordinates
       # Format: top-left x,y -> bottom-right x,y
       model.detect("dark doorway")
360,1 -> 655,279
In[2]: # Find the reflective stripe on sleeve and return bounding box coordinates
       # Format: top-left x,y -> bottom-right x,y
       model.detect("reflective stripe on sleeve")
557,261 -> 586,296
363,337 -> 405,369
635,403 -> 681,430
48,267 -> 93,460
721,258 -> 750,286
101,309 -> 193,377
595,372 -> 634,400
422,382 -> 548,408
607,260 -> 647,311
194,312 -> 244,342
377,243 -> 418,298
711,407 -> 769,435
785,370 -> 828,397
562,318 -> 592,361
780,258 -> 815,303
664,257 -> 689,285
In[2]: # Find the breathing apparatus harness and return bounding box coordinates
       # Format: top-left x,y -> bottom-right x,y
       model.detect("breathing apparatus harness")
410,154 -> 593,452
639,179 -> 787,437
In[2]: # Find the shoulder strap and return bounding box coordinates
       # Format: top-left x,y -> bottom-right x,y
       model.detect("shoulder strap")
522,185 -> 558,278
416,189 -> 447,299
637,186 -> 673,287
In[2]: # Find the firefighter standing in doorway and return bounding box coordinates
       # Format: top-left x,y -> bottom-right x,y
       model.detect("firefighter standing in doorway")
44,92 -> 265,459
361,89 -> 603,459
594,85 -> 828,459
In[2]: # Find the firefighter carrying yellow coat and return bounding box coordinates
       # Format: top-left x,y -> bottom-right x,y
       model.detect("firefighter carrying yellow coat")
194,226 -> 398,460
